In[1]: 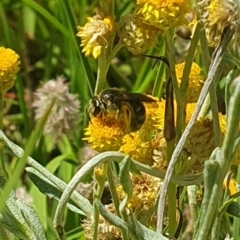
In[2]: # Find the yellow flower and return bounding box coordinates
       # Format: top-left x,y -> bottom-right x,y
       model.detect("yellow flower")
117,172 -> 162,225
82,204 -> 121,240
83,116 -> 125,152
148,99 -> 196,131
136,0 -> 191,30
185,102 -> 196,122
120,132 -> 154,165
118,14 -> 161,55
76,14 -> 114,58
143,97 -> 165,130
183,118 -> 216,172
176,62 -> 204,103
198,0 -> 240,46
0,47 -> 20,92
152,131 -> 168,170
223,178 -> 238,196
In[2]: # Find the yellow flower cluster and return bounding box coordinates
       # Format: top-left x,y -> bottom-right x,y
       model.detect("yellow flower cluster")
77,0 -> 193,57
0,47 -> 20,93
117,173 -> 162,212
136,0 -> 190,31
176,62 -> 204,103
82,172 -> 163,239
77,15 -> 114,58
82,204 -> 121,240
83,116 -> 125,152
118,14 -> 161,55
198,0 -> 240,46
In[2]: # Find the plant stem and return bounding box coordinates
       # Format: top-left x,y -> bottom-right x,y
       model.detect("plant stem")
0,84 -> 6,178
94,41 -> 123,95
157,27 -> 234,234
107,163 -> 120,217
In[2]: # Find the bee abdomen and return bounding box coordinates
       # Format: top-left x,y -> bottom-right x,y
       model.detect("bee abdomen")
130,102 -> 146,131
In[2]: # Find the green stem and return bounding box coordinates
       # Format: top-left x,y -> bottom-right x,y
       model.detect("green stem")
187,185 -> 198,230
167,182 -> 176,237
157,27 -> 234,235
196,65 -> 240,240
95,52 -> 108,95
93,162 -> 108,240
94,41 -> 123,95
209,75 -> 221,146
0,224 -> 8,240
107,163 -> 120,217
200,27 -> 221,146
166,139 -> 176,236
175,23 -> 201,139
233,166 -> 240,239
0,84 -> 6,178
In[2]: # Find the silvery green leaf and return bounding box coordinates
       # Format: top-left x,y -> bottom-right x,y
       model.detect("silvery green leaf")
16,199 -> 46,240
26,167 -> 85,215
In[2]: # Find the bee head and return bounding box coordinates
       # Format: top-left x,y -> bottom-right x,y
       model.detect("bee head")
100,89 -> 120,110
86,96 -> 103,122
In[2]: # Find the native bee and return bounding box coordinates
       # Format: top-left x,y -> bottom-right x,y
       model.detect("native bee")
86,88 -> 157,132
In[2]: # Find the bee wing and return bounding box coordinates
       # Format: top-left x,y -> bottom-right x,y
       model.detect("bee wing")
118,92 -> 158,103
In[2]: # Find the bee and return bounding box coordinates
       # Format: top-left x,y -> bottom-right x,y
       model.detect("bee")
86,88 -> 157,132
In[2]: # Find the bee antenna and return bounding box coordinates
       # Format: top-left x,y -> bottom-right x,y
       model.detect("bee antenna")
141,54 -> 169,69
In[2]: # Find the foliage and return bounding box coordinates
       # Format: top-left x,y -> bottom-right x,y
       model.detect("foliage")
1,0 -> 240,239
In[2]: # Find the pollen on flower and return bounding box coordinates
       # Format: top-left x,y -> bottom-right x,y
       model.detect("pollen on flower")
152,131 -> 168,170
183,117 -> 221,172
118,14 -> 161,55
136,0 -> 191,30
82,204 -> 121,240
119,132 -> 154,165
83,116 -> 125,152
223,178 -> 237,196
116,173 -> 162,225
143,98 -> 165,130
176,62 -> 204,103
198,0 -> 240,46
0,47 -> 20,92
76,14 -> 114,58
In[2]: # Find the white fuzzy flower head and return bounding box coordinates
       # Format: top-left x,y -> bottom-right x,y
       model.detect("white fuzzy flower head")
33,76 -> 81,139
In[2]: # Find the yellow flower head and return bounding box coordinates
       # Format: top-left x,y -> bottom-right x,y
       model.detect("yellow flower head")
143,97 -> 165,130
183,116 -> 225,172
198,0 -> 240,46
152,131 -> 168,170
77,14 -> 114,58
118,14 -> 161,55
176,62 -> 204,103
120,132 -> 154,165
82,204 -> 121,240
117,173 -> 162,214
136,0 -> 191,30
223,177 -> 238,196
0,47 -> 20,92
83,116 -> 124,152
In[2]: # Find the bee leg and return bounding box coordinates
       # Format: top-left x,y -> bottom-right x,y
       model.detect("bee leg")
115,108 -> 120,119
121,105 -> 132,132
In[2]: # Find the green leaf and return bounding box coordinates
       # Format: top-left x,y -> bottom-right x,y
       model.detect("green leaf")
227,202 -> 240,218
0,208 -> 31,240
16,199 -> 47,240
23,5 -> 36,39
46,153 -> 76,173
128,214 -> 169,240
26,167 -> 85,216
0,191 -> 36,239
0,99 -> 55,212
119,156 -> 133,197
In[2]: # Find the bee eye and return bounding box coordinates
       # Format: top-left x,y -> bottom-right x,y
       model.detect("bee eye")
93,107 -> 101,116
102,101 -> 108,109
